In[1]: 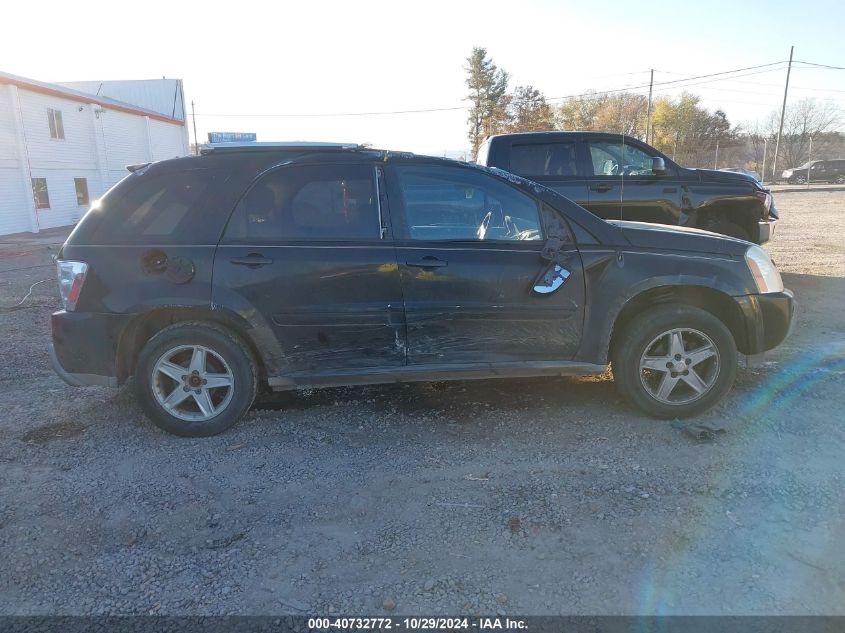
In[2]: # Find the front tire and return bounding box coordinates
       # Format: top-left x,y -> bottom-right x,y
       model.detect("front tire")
135,322 -> 258,437
835,175 -> 845,185
612,304 -> 737,419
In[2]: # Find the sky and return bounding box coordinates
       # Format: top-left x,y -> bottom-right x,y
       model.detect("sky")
2,0 -> 844,156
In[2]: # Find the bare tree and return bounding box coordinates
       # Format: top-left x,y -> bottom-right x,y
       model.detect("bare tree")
555,92 -> 646,137
766,99 -> 842,170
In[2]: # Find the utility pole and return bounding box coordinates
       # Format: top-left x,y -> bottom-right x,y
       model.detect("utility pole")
714,139 -> 720,170
761,137 -> 768,184
646,68 -> 654,144
772,46 -> 794,182
191,100 -> 199,155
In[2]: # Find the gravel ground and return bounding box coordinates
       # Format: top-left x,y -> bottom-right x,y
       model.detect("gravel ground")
1,191 -> 843,616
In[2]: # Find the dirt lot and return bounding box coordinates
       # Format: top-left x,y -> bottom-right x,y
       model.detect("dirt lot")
1,191 -> 843,616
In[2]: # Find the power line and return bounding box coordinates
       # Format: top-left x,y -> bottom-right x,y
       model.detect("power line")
196,61 -> 791,119
643,67 -> 789,93
193,60 -> 845,120
195,105 -> 467,117
656,69 -> 845,92
793,60 -> 845,70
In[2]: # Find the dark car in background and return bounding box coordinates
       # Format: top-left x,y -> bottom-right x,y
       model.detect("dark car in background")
50,143 -> 793,436
477,131 -> 778,243
782,159 -> 845,184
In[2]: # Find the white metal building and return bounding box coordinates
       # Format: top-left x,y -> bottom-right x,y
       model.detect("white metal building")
0,71 -> 189,236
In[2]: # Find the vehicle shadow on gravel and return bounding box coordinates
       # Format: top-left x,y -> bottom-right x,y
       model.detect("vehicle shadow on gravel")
254,373 -> 617,416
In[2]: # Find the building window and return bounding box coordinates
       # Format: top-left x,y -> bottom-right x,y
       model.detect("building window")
32,178 -> 50,209
74,178 -> 90,206
47,108 -> 64,140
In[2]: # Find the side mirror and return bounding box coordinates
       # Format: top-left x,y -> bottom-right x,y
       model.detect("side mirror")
652,157 -> 667,176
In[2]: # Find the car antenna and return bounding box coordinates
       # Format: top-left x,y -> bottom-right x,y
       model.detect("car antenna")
620,130 -> 625,216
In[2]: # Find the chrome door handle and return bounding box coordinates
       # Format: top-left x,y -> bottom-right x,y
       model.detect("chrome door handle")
230,254 -> 273,267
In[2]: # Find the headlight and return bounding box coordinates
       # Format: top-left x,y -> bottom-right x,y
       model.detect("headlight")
745,245 -> 783,293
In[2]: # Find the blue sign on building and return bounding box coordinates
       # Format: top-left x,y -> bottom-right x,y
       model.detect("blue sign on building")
208,132 -> 257,143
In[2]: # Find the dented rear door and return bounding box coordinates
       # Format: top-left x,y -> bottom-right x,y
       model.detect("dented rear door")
213,162 -> 406,374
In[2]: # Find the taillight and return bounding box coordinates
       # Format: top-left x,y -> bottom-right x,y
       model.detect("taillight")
755,190 -> 772,212
56,260 -> 89,311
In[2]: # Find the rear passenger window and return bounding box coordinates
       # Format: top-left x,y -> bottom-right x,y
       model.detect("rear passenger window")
224,164 -> 379,242
509,143 -> 578,177
90,169 -> 220,244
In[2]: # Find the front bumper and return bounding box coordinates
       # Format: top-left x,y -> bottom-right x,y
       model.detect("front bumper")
733,290 -> 795,355
50,310 -> 128,387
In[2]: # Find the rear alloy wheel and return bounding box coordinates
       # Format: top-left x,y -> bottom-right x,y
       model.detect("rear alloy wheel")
612,304 -> 737,418
835,175 -> 845,185
151,345 -> 235,422
135,323 -> 257,436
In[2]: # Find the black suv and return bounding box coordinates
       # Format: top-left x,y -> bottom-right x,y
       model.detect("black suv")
782,159 -> 845,185
50,142 -> 794,436
477,132 -> 779,243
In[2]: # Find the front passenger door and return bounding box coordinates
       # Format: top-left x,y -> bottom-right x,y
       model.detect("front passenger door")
386,163 -> 585,366
584,138 -> 683,225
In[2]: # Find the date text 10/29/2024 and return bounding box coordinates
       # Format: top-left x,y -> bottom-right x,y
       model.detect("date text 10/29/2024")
308,617 -> 528,630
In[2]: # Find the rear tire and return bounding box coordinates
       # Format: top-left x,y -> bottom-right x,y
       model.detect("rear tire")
134,322 -> 257,437
612,304 -> 737,419
835,175 -> 845,185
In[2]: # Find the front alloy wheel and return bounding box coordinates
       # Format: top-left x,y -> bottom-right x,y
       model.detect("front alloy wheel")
612,304 -> 737,419
639,328 -> 720,405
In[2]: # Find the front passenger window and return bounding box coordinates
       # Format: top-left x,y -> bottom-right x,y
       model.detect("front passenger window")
589,141 -> 655,176
394,165 -> 543,242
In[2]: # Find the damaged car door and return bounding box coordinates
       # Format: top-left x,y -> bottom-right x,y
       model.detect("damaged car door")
385,163 -> 585,365
214,162 -> 406,373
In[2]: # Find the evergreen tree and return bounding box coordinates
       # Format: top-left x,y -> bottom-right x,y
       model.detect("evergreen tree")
465,47 -> 509,157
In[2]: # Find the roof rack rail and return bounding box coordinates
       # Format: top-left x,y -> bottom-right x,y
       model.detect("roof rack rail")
199,141 -> 361,155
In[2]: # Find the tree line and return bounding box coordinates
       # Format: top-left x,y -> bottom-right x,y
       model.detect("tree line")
465,47 -> 844,175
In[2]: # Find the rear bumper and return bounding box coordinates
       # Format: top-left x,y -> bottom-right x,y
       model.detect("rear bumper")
733,290 -> 795,355
50,310 -> 129,387
757,218 -> 776,244
49,343 -> 117,387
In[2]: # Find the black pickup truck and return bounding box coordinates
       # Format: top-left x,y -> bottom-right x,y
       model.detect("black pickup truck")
477,132 -> 778,243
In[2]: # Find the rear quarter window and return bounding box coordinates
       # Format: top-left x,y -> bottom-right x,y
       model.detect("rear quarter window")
83,168 -> 228,245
